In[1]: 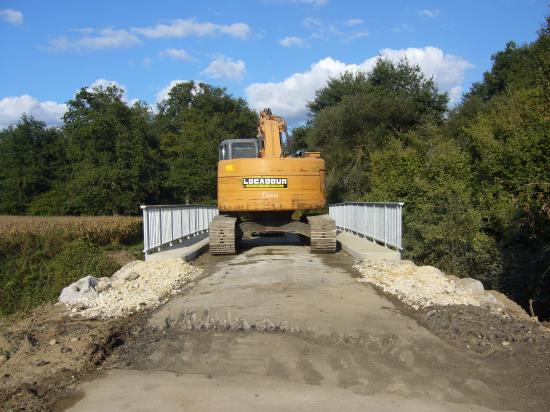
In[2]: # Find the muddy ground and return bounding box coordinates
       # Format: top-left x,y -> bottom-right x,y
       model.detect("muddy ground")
1,237 -> 549,411
0,305 -> 135,411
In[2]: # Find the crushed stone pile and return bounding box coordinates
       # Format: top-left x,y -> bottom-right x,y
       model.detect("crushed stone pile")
355,259 -> 505,311
59,259 -> 201,319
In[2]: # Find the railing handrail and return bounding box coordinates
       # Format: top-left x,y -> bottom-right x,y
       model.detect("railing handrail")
141,204 -> 218,256
329,201 -> 405,206
140,204 -> 217,209
329,202 -> 404,256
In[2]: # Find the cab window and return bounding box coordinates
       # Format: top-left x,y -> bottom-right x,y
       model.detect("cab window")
231,141 -> 257,159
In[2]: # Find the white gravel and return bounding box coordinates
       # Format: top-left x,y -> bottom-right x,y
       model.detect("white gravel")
64,259 -> 201,319
355,260 -> 484,310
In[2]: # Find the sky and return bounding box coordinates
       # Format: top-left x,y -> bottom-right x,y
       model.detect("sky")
0,0 -> 548,128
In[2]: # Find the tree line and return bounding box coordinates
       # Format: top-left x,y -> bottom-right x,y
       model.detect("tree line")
0,18 -> 548,318
288,17 -> 549,319
0,82 -> 257,215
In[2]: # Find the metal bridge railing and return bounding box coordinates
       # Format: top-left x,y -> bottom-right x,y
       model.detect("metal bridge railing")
141,204 -> 218,256
329,202 -> 404,254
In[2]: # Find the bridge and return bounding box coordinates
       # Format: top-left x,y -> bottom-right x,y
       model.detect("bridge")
61,203 -> 546,411
140,202 -> 404,261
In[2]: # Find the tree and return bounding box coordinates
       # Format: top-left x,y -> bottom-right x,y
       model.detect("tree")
466,17 -> 550,102
307,71 -> 369,117
446,16 -> 550,317
306,58 -> 449,201
462,87 -> 550,310
154,82 -> 257,203
60,85 -> 158,215
367,128 -> 501,285
0,116 -> 65,214
285,125 -> 310,154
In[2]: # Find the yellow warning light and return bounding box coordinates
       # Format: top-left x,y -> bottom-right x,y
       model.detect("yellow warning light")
224,164 -> 236,172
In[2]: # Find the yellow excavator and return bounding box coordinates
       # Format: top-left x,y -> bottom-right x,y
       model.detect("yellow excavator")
209,108 -> 336,254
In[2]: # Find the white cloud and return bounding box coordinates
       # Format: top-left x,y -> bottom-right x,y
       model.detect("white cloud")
132,18 -> 250,40
0,79 -> 149,129
0,95 -> 66,129
47,28 -> 140,51
347,30 -> 369,41
301,17 -> 342,40
302,17 -> 323,30
159,48 -> 194,62
448,86 -> 464,105
418,9 -> 441,18
202,57 -> 245,80
0,8 -> 23,25
279,36 -> 308,48
379,47 -> 473,93
218,23 -> 251,39
245,47 -> 473,123
391,24 -> 412,33
344,18 -> 363,27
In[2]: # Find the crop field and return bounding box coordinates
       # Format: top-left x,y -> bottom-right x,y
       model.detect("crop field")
0,215 -> 142,245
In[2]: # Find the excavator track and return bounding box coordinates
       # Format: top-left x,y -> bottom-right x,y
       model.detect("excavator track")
307,215 -> 337,253
209,215 -> 238,255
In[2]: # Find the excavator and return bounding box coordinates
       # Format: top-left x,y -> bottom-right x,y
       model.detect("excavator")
209,108 -> 337,255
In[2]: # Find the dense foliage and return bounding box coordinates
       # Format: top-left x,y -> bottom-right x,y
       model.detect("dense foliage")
0,82 -> 256,215
292,17 -> 550,319
0,215 -> 142,316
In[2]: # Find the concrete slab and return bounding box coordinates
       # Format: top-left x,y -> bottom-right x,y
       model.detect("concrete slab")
145,234 -> 209,262
337,231 -> 400,262
149,237 -> 429,340
66,369 -> 503,412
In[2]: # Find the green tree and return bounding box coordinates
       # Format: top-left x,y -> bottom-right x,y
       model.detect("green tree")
285,125 -> 310,154
154,81 -> 257,203
59,85 -> 159,215
368,128 -> 501,285
462,87 -> 550,309
467,17 -> 550,103
306,59 -> 448,201
446,16 -> 550,316
0,116 -> 65,214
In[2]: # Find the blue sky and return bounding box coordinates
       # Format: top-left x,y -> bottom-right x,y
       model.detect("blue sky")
0,0 -> 547,128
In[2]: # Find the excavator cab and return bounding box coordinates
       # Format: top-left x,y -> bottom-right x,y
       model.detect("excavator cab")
219,139 -> 259,160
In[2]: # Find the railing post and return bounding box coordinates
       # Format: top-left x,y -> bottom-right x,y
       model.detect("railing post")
141,206 -> 149,257
158,208 -> 162,252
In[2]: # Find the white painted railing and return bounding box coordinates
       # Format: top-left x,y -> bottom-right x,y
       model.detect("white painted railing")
141,205 -> 218,256
329,202 -> 404,254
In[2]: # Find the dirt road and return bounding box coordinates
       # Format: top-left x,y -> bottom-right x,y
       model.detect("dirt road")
48,235 -> 546,411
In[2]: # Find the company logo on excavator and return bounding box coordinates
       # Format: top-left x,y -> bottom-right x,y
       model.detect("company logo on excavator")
242,177 -> 288,188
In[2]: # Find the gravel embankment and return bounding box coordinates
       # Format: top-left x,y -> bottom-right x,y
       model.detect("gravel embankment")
62,259 -> 201,319
355,260 -> 491,310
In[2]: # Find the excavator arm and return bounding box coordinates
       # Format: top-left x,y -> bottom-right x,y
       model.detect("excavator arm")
258,108 -> 287,158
